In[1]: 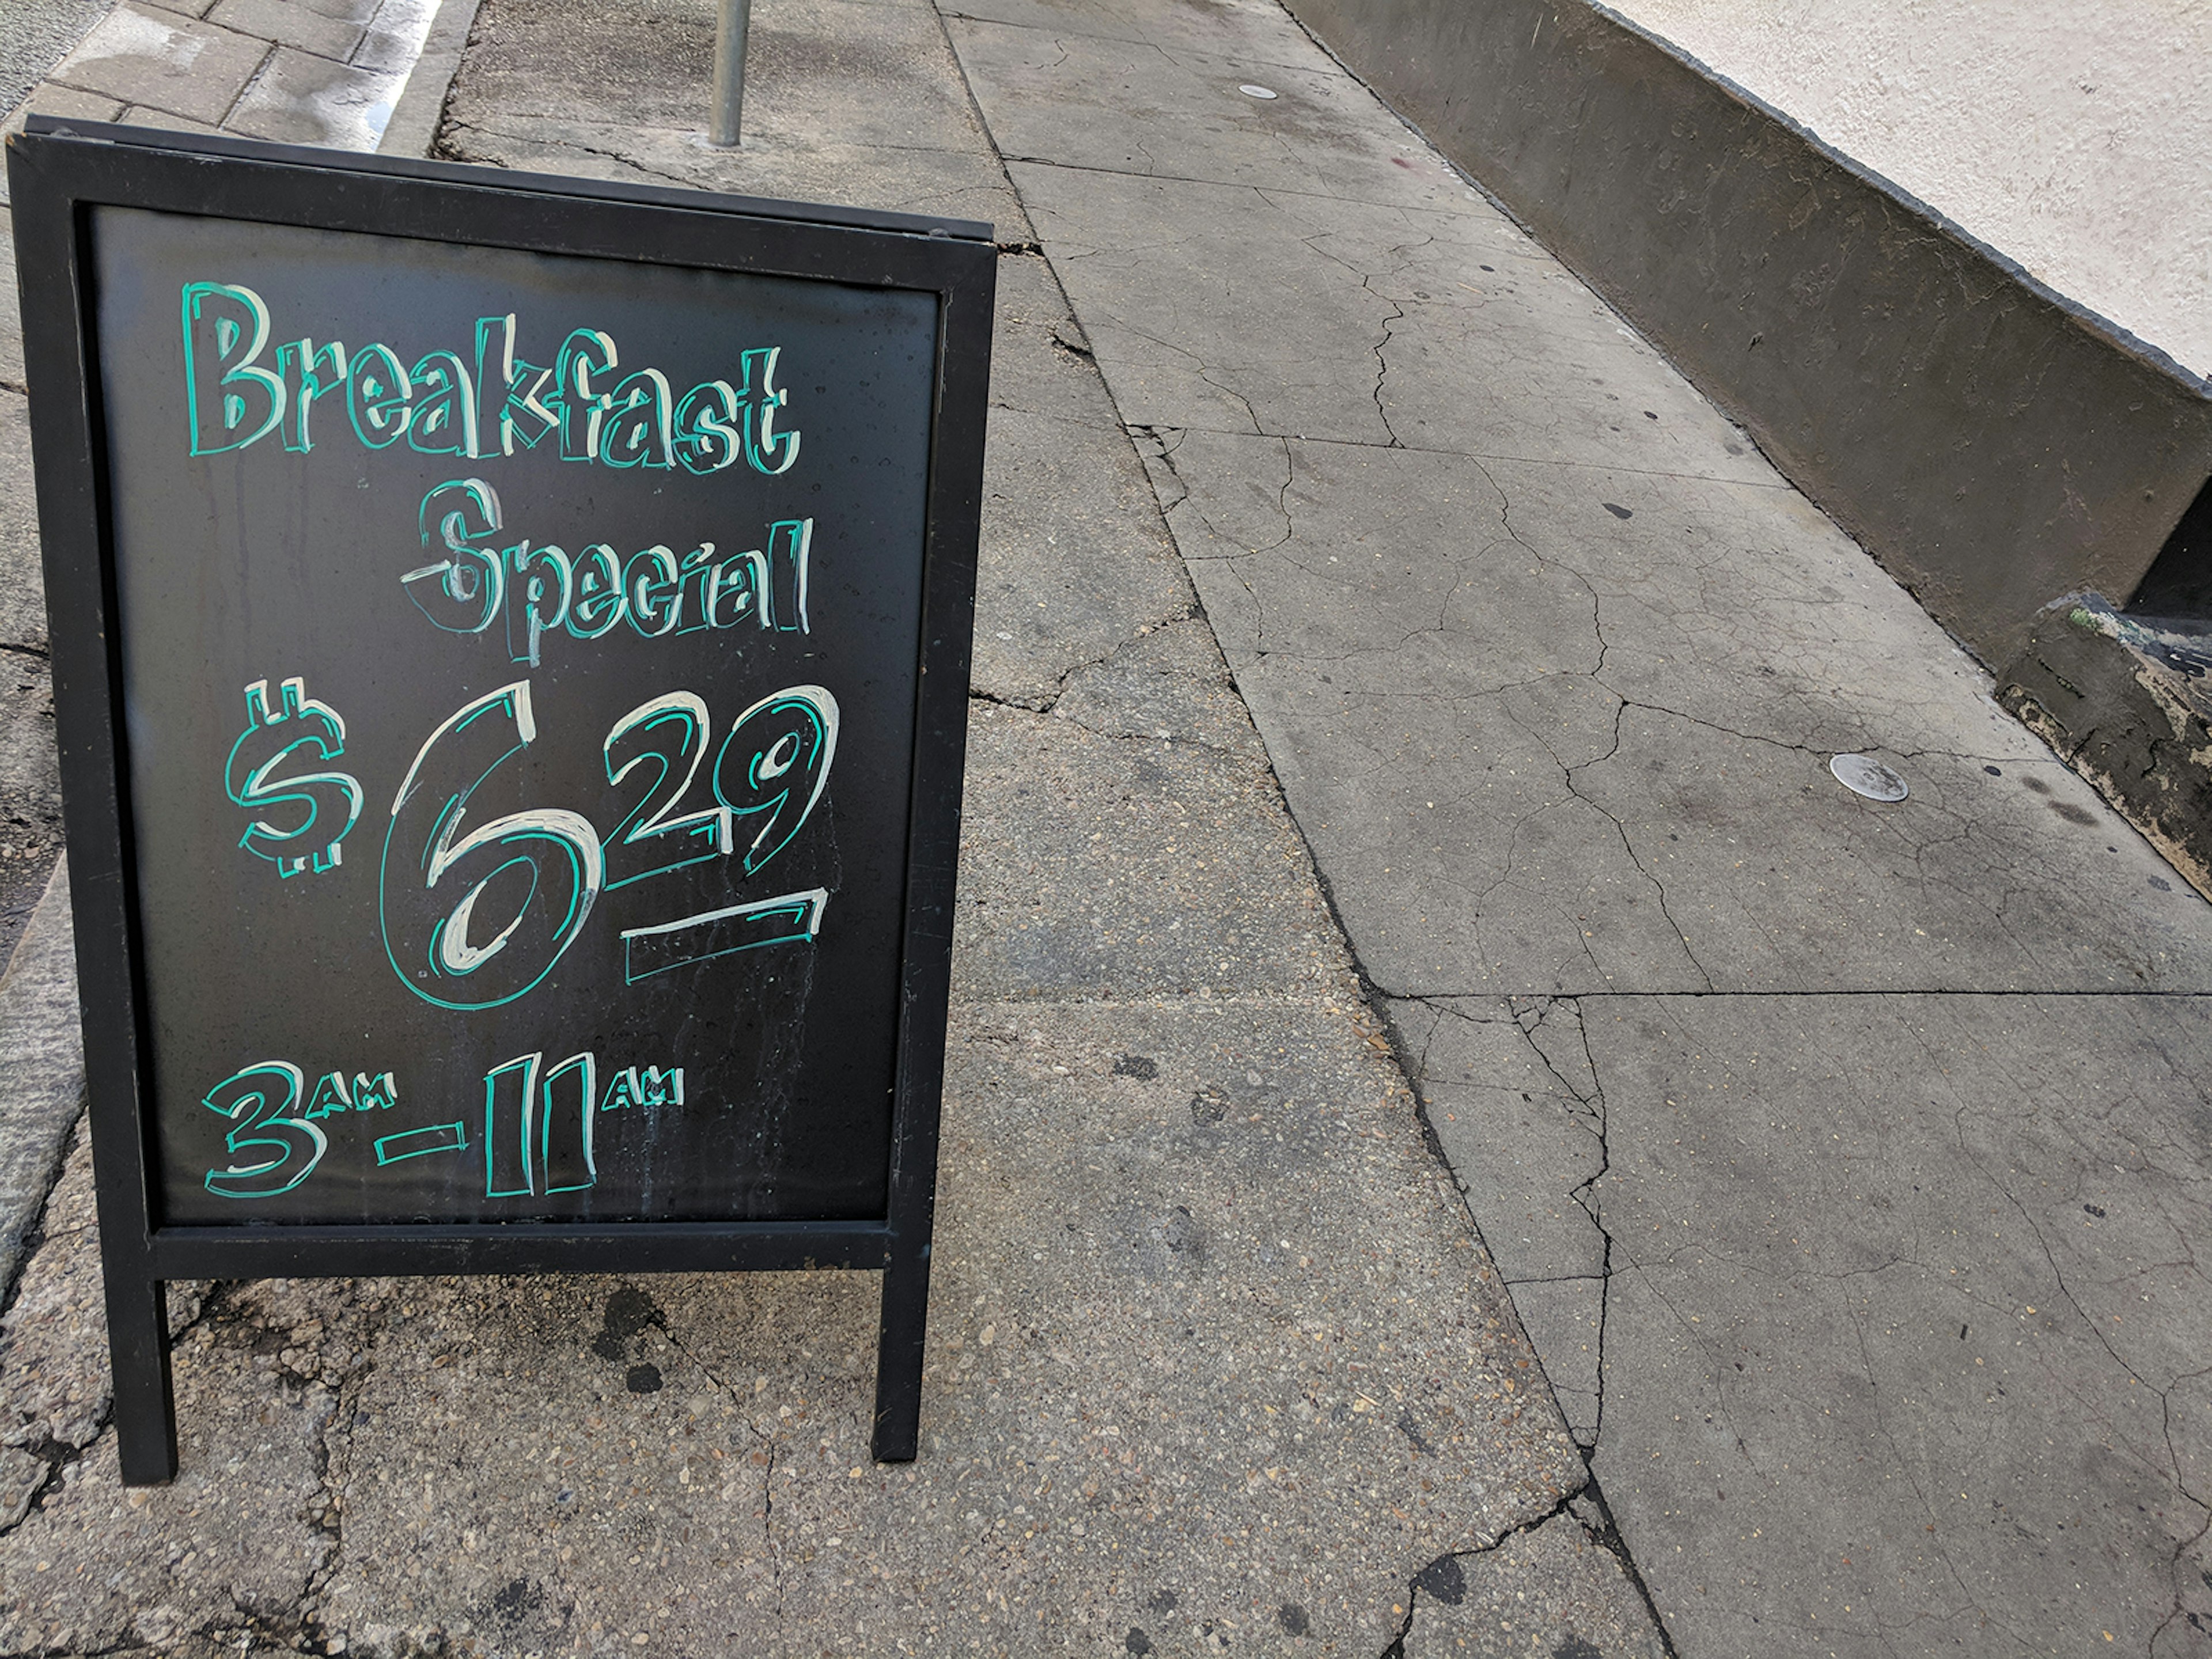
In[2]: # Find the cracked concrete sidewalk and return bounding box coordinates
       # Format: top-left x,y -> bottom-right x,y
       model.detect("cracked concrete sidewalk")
925,0 -> 2212,1651
1,0 -> 2209,1654
0,0 -> 1645,1654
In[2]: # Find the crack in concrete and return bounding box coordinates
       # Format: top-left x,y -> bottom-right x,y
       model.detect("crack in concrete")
1848,1301 -> 2051,1655
1131,414 -> 1804,486
1562,1003 -> 1619,1453
969,595 -> 1237,749
1364,280 -> 1404,450
1382,988 -> 1685,1649
1380,1485 -> 1681,1659
290,1289 -> 398,1649
1562,702 -> 1715,992
1940,1083 -> 2210,1522
0,1276 -> 225,1559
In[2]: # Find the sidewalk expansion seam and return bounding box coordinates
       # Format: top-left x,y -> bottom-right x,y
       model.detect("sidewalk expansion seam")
1138,418 -> 1804,486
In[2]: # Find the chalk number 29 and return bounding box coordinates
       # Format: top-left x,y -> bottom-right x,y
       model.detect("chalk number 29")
378,679 -> 836,1012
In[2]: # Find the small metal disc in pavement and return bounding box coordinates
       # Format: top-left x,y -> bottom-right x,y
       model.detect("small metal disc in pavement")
1831,753 -> 1908,802
1238,84 -> 1279,99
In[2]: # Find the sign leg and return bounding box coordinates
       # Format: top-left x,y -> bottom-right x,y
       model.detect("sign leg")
870,1237 -> 930,1461
104,1271 -> 178,1484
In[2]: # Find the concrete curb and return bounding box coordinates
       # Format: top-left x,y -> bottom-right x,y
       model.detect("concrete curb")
377,0 -> 483,160
1278,0 -> 2212,669
0,857 -> 81,1308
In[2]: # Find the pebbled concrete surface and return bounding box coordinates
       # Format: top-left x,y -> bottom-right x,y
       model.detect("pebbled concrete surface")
1399,1498 -> 1666,1659
0,0 -> 109,124
436,0 -> 1034,237
0,863 -> 81,1313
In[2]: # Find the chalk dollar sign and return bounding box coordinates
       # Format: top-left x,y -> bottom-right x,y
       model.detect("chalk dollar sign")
224,676 -> 365,877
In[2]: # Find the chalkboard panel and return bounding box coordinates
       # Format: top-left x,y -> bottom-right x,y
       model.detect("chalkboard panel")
9,119 -> 992,1481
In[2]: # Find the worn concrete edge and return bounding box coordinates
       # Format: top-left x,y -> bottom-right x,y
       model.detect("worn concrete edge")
0,858 -> 82,1315
2000,612 -> 2212,902
1274,0 -> 2212,671
376,0 -> 486,160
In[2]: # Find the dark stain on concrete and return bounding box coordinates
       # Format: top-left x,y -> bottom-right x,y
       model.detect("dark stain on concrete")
1412,1551 -> 1467,1605
591,1282 -> 665,1362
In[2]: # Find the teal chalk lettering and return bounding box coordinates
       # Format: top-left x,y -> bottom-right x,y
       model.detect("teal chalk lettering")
708,547 -> 768,630
505,541 -> 573,666
539,1052 -> 597,1194
600,368 -> 674,468
554,329 -> 617,461
183,282 -> 283,455
624,546 -> 682,638
673,543 -> 718,634
673,380 -> 742,474
202,1062 -> 325,1199
766,518 -> 812,632
404,479 -> 505,634
566,543 -> 627,639
224,676 -> 363,878
304,1070 -> 354,1119
483,1053 -> 540,1198
347,343 -> 412,449
600,1066 -> 643,1113
474,315 -> 557,456
408,350 -> 479,456
740,346 -> 800,475
376,1120 -> 465,1165
275,339 -> 349,453
351,1071 -> 398,1111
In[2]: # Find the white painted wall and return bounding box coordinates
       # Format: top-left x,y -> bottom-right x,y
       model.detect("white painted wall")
1612,0 -> 2212,380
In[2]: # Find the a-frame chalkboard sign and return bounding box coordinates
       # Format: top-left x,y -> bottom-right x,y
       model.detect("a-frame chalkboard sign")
9,118 -> 991,1483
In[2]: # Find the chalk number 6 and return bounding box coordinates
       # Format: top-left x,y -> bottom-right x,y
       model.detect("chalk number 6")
380,682 -> 604,1011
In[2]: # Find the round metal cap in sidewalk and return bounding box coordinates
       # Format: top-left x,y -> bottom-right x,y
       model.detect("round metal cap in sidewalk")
1831,752 -> 1909,801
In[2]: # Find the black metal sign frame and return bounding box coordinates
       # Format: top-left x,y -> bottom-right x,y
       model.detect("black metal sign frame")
9,119 -> 991,1483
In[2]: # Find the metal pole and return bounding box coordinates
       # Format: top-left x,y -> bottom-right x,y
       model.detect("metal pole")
709,0 -> 752,147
